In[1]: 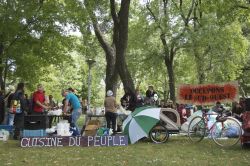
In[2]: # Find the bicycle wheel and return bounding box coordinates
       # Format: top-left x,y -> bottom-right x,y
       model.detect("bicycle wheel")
211,117 -> 242,148
188,116 -> 206,143
149,124 -> 169,143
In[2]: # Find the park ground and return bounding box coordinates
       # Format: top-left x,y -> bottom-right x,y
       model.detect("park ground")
0,135 -> 250,166
1,116 -> 250,166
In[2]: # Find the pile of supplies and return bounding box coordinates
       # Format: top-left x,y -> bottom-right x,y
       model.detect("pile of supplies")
0,129 -> 10,141
47,109 -> 62,116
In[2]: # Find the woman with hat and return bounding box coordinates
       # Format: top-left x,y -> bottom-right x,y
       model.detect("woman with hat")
104,90 -> 117,133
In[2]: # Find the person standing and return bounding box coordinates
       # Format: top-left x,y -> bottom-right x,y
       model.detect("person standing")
48,95 -> 56,108
145,85 -> 157,105
212,101 -> 224,113
104,90 -> 117,133
135,88 -> 144,107
32,84 -> 49,114
23,94 -> 30,115
62,89 -> 82,136
5,88 -> 15,125
120,88 -> 137,111
177,103 -> 187,124
28,93 -> 34,114
145,85 -> 157,98
12,83 -> 26,139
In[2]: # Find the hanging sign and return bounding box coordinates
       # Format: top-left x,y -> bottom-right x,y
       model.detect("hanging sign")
177,81 -> 239,105
20,135 -> 128,148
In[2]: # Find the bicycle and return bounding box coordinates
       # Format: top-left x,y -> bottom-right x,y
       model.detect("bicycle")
188,109 -> 242,148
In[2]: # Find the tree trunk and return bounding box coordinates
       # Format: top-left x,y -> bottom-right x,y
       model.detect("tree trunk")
0,43 -> 5,90
196,58 -> 206,84
115,0 -> 135,94
164,49 -> 176,103
88,0 -> 134,96
193,1 -> 205,84
91,19 -> 119,96
105,51 -> 119,96
3,58 -> 8,90
116,50 -> 135,93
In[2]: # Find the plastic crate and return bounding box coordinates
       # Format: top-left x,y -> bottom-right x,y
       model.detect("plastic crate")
22,129 -> 47,137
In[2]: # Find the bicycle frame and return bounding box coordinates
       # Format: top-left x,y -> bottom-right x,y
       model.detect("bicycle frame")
201,111 -> 222,136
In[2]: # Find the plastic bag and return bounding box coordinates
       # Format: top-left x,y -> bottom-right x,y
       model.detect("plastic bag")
225,126 -> 240,138
0,129 -> 10,141
97,128 -> 113,136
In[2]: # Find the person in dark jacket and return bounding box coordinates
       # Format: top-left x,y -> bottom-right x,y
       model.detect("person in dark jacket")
120,88 -> 137,112
0,91 -> 5,124
145,85 -> 157,98
135,88 -> 144,107
23,94 -> 31,114
145,85 -> 157,105
12,82 -> 27,140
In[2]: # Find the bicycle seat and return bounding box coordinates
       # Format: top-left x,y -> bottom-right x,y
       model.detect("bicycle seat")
216,116 -> 227,122
202,108 -> 210,113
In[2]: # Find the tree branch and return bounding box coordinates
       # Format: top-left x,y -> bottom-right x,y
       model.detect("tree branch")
117,0 -> 130,51
85,1 -> 114,56
172,0 -> 186,25
163,0 -> 169,16
110,0 -> 119,47
110,0 -> 119,27
236,5 -> 250,10
146,2 -> 164,32
186,0 -> 195,25
172,0 -> 195,26
92,21 -> 114,56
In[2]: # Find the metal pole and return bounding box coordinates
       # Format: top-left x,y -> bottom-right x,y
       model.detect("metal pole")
86,59 -> 95,114
82,59 -> 96,135
87,64 -> 91,113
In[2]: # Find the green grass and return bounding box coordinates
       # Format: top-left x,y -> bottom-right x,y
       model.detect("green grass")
1,115 -> 249,166
0,135 -> 249,166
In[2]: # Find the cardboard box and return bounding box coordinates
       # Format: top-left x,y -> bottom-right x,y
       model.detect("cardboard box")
84,124 -> 99,136
85,125 -> 99,130
84,130 -> 97,136
87,120 -> 100,127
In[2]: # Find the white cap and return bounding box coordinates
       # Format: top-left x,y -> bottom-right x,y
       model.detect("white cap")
154,93 -> 158,101
106,90 -> 113,97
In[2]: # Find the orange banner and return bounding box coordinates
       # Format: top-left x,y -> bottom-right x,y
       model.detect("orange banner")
177,82 -> 239,105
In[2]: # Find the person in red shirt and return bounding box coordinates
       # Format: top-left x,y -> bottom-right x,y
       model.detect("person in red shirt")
33,84 -> 49,114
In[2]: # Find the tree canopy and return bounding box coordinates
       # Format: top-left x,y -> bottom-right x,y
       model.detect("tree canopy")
1,0 -> 250,104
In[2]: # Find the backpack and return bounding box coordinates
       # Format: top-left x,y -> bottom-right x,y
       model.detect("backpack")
242,112 -> 250,132
10,100 -> 21,114
9,92 -> 22,114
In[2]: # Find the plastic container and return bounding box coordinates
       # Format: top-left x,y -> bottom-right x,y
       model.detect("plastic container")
22,129 -> 47,137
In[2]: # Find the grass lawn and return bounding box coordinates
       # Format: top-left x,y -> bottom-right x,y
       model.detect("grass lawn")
1,115 -> 249,166
0,135 -> 249,166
